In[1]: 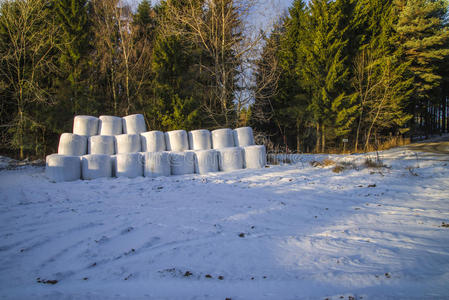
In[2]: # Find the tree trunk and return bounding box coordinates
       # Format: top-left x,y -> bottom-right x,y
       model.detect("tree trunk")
321,123 -> 325,153
315,123 -> 320,153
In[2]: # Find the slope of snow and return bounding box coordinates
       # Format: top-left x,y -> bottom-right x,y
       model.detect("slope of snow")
0,146 -> 448,300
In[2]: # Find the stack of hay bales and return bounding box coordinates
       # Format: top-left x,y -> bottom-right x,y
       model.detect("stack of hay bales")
46,113 -> 266,182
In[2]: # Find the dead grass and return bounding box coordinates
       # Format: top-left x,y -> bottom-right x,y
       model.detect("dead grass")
310,159 -> 336,167
332,165 -> 345,173
363,158 -> 386,168
364,136 -> 411,152
310,159 -> 357,173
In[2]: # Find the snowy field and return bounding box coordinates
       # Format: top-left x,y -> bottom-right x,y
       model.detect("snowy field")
1,143 -> 449,300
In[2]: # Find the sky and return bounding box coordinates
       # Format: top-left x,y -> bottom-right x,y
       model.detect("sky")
128,0 -> 296,33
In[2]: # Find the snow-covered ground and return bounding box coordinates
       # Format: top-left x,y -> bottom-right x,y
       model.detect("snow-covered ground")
1,144 -> 449,300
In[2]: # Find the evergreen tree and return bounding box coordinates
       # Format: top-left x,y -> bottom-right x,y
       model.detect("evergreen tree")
54,0 -> 90,114
300,0 -> 351,152
151,3 -> 202,130
395,0 -> 449,135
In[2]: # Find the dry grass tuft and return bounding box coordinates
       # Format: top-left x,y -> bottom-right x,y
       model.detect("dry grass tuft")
310,159 -> 336,168
364,157 -> 386,168
332,165 -> 345,173
365,136 -> 410,152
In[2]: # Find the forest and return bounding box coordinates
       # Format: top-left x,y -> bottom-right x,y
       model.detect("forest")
0,0 -> 448,159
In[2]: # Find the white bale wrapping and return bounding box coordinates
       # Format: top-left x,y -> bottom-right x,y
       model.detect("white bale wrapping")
88,135 -> 115,155
243,145 -> 266,169
142,152 -> 170,177
45,154 -> 81,182
212,128 -> 235,149
170,151 -> 195,175
73,115 -> 99,136
58,133 -> 87,156
165,130 -> 189,152
188,129 -> 212,150
115,134 -> 141,154
81,154 -> 112,180
141,131 -> 166,152
217,147 -> 244,172
113,153 -> 143,178
122,114 -> 146,134
234,127 -> 255,147
194,149 -> 218,174
98,115 -> 122,135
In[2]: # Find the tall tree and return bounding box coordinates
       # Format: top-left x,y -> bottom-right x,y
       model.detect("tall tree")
54,0 -> 90,114
0,0 -> 60,158
163,0 -> 256,128
300,0 -> 351,152
395,0 -> 449,135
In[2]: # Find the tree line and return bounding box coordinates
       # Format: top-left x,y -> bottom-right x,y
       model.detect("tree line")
0,0 -> 257,158
253,0 -> 449,153
0,0 -> 448,159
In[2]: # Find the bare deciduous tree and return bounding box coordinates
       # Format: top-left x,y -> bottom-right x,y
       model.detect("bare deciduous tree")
0,0 -> 60,158
161,0 -> 268,127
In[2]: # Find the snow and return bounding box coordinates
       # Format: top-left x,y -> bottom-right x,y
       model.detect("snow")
1,144 -> 449,299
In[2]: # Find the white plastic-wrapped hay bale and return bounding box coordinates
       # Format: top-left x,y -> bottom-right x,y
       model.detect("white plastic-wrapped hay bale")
122,114 -> 146,134
112,153 -> 143,178
169,151 -> 195,175
234,127 -> 255,147
142,151 -> 170,177
115,134 -> 141,154
188,129 -> 212,150
243,145 -> 266,169
88,135 -> 115,155
73,115 -> 99,136
81,154 -> 112,180
98,115 -> 122,136
141,131 -> 166,152
165,130 -> 189,152
45,154 -> 81,182
194,149 -> 218,174
58,133 -> 87,156
217,147 -> 244,172
212,128 -> 235,149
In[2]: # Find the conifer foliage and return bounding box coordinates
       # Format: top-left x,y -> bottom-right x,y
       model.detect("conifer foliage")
252,0 -> 449,152
0,0 -> 448,157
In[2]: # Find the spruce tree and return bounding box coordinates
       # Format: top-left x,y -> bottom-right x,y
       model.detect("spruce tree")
300,0 -> 350,152
395,0 -> 449,135
54,0 -> 90,114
